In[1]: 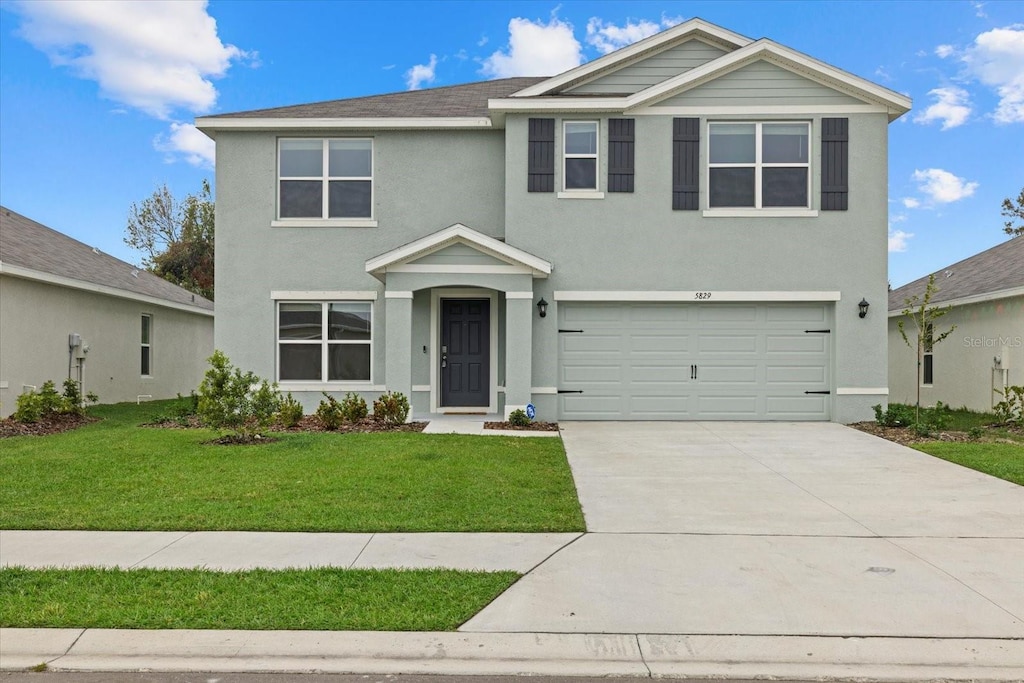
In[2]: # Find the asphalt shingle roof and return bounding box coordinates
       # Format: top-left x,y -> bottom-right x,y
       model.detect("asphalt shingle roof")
0,206 -> 214,312
888,237 -> 1024,311
206,77 -> 548,119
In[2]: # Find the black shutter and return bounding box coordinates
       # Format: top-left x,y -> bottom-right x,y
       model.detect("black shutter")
607,118 -> 635,193
672,118 -> 699,210
821,118 -> 848,211
527,118 -> 555,193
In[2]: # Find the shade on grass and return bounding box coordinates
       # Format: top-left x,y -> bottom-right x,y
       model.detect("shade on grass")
0,567 -> 519,631
915,442 -> 1024,486
0,401 -> 584,532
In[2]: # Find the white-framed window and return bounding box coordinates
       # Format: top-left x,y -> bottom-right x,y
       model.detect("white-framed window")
563,121 -> 598,191
277,302 -> 372,382
922,322 -> 934,386
708,122 -> 810,208
141,314 -> 152,376
278,138 -> 373,219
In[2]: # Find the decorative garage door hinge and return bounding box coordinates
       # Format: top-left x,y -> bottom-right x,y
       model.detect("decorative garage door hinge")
804,390 -> 831,394
558,389 -> 584,394
804,329 -> 831,333
558,329 -> 584,333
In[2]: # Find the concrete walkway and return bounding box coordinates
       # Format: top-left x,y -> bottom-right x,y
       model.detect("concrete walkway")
2,422 -> 1023,680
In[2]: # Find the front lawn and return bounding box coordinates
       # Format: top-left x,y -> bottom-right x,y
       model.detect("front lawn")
0,567 -> 518,631
0,401 -> 584,532
914,442 -> 1024,486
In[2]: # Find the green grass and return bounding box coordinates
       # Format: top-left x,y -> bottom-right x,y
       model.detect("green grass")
0,401 -> 584,532
914,442 -> 1024,486
0,567 -> 518,630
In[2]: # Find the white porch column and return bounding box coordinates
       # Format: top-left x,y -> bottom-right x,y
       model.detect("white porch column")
384,290 -> 413,421
504,291 -> 534,418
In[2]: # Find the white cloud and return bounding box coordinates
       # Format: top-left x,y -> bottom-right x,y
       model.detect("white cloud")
405,54 -> 437,90
912,168 -> 979,203
962,25 -> 1024,123
14,0 -> 247,119
902,197 -> 920,209
913,86 -> 972,129
154,122 -> 215,168
888,229 -> 913,253
477,34 -> 489,47
480,16 -> 582,78
973,2 -> 987,18
935,44 -> 955,58
585,15 -> 684,54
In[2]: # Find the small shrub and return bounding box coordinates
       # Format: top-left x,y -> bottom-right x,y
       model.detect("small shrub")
872,403 -> 915,428
508,408 -> 531,427
968,426 -> 984,441
85,391 -> 100,405
912,422 -> 933,438
277,393 -> 304,427
62,378 -> 84,415
922,401 -> 949,431
316,393 -> 343,430
37,380 -> 63,415
197,350 -> 281,439
994,385 -> 1024,426
14,392 -> 43,423
373,391 -> 409,426
339,392 -> 369,422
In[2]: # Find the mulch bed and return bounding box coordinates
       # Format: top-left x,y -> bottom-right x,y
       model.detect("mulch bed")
850,421 -> 978,446
145,414 -> 427,434
484,421 -> 560,432
0,413 -> 96,438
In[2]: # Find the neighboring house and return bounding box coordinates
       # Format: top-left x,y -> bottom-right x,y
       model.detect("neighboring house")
196,18 -> 909,423
0,207 -> 214,417
888,238 -> 1024,412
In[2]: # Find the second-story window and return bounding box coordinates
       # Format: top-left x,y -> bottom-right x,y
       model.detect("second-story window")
563,121 -> 598,191
708,122 -> 810,208
278,139 -> 373,219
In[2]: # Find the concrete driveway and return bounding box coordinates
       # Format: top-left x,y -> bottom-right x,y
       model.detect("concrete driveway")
462,422 -> 1024,638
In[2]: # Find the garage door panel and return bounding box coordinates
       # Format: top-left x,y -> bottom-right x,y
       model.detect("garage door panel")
558,302 -> 830,420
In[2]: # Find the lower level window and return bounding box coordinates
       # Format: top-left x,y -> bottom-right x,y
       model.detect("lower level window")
278,302 -> 372,382
922,322 -> 934,385
141,314 -> 152,376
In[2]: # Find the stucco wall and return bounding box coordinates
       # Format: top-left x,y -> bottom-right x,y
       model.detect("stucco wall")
214,128 -> 506,398
0,275 -> 213,417
888,295 -> 1024,412
504,112 -> 891,423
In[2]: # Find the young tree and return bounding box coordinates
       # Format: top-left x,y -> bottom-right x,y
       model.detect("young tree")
125,180 -> 215,300
897,274 -> 956,423
1002,187 -> 1023,238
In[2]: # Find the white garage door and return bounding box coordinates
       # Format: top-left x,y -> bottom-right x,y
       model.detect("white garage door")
557,302 -> 831,420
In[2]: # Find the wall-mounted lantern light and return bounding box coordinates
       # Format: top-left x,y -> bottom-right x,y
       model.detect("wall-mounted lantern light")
858,298 -> 870,319
537,297 -> 548,318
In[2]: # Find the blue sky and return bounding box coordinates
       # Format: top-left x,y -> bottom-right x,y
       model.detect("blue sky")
1,0 -> 1021,288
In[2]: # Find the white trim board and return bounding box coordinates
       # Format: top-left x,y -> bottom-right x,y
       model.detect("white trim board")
0,263 -> 214,317
271,290 -> 378,300
196,117 -> 493,137
554,291 -> 842,302
887,286 -> 1024,316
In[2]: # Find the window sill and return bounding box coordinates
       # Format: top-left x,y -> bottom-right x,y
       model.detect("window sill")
702,209 -> 819,218
271,219 -> 378,228
557,191 -> 605,200
278,382 -> 384,392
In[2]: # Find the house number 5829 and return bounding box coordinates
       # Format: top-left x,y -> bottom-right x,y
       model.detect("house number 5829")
694,292 -> 712,300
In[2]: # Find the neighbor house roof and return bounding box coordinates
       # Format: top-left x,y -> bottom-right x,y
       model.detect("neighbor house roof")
888,237 -> 1024,312
0,206 -> 214,314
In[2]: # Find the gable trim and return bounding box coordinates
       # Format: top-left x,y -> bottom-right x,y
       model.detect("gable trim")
365,224 -> 552,278
510,19 -> 751,98
623,40 -> 911,119
887,286 -> 1024,315
196,117 -> 493,137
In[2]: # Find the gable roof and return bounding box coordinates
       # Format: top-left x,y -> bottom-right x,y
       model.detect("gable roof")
366,223 -> 551,280
888,238 -> 1024,312
0,206 -> 214,314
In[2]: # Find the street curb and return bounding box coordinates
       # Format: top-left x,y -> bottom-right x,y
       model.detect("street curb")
2,629 -> 1022,681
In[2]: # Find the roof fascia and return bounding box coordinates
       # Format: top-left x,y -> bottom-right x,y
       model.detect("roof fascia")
195,117 -> 494,138
509,18 -> 751,98
0,262 -> 214,317
488,98 -> 628,112
624,39 -> 911,119
887,286 -> 1024,315
365,224 -> 552,276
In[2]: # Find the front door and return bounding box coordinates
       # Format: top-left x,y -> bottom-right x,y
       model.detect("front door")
441,299 -> 490,407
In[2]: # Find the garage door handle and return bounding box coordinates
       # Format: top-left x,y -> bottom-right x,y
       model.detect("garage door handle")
804,390 -> 831,394
691,364 -> 697,380
558,389 -> 584,394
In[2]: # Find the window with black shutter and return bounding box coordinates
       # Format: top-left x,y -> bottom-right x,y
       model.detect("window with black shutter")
607,118 -> 634,193
821,117 -> 849,211
672,118 -> 699,210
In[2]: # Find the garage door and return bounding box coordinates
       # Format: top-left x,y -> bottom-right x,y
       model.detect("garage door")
557,302 -> 831,420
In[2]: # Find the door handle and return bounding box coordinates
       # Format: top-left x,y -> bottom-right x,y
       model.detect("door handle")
441,353 -> 447,368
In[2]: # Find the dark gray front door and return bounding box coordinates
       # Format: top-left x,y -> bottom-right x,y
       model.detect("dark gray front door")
441,299 -> 490,407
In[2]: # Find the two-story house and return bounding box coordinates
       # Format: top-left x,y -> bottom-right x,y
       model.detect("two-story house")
197,19 -> 909,423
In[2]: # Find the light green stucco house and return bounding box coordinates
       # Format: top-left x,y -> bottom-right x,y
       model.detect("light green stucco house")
197,19 -> 910,423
